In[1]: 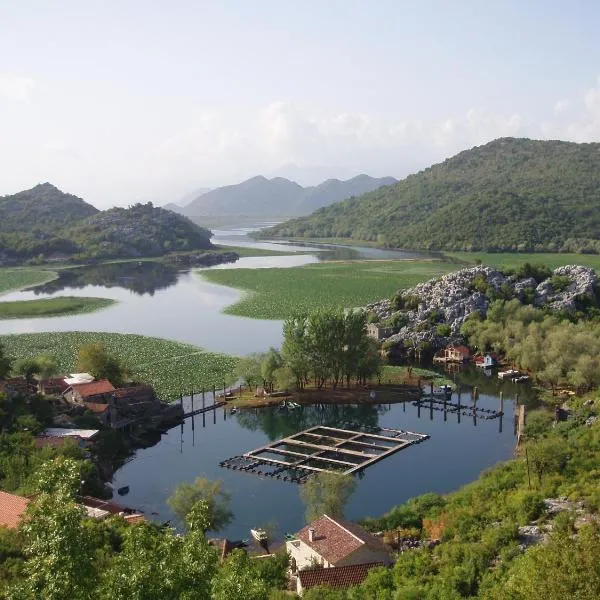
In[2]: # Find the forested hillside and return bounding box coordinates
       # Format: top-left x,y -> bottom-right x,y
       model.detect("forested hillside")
261,138 -> 600,253
0,183 -> 213,263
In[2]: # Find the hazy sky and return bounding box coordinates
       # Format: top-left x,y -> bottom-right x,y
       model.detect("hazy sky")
1,1 -> 600,208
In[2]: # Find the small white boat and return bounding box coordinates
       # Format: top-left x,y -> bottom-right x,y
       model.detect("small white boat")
498,369 -> 520,380
512,375 -> 530,383
251,528 -> 268,542
432,385 -> 453,396
230,407 -> 238,415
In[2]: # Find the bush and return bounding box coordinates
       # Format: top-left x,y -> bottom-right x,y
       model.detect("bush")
436,324 -> 452,337
550,275 -> 571,292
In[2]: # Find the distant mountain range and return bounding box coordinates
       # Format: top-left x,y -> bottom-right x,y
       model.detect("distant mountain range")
0,183 -> 212,264
261,138 -> 600,253
167,174 -> 397,217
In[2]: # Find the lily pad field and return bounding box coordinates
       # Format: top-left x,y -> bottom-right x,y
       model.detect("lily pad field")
0,296 -> 116,319
0,332 -> 238,401
199,259 -> 462,319
0,268 -> 57,295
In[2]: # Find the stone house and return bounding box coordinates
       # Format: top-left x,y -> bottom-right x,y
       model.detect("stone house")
366,323 -> 393,341
442,344 -> 471,362
286,514 -> 393,573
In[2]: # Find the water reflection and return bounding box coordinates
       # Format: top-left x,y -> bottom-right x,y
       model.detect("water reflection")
32,261 -> 179,296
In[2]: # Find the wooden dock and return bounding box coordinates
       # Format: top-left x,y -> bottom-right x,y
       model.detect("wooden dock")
414,397 -> 503,420
220,425 -> 429,483
183,401 -> 226,418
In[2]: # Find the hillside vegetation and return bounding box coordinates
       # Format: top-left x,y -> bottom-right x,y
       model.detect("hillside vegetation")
262,138 -> 600,253
0,183 -> 213,263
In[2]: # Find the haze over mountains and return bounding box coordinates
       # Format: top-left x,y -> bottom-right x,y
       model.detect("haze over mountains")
262,138 -> 600,253
168,174 -> 397,217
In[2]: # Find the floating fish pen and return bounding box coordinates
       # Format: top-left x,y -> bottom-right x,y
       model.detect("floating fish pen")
414,397 -> 503,420
219,425 -> 429,484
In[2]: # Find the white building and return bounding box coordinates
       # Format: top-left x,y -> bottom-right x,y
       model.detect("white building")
286,514 -> 393,573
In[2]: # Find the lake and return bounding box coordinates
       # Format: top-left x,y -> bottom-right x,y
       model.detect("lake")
0,228 -> 528,539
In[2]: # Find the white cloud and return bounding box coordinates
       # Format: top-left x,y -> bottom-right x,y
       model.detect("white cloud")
0,74 -> 36,102
554,99 -> 570,115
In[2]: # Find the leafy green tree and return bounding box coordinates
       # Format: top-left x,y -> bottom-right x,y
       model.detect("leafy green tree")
260,348 -> 283,393
236,353 -> 264,390
12,358 -> 40,381
76,343 -> 126,385
35,353 -> 59,380
300,472 -> 356,523
167,477 -> 233,533
211,549 -> 270,600
0,343 -> 13,379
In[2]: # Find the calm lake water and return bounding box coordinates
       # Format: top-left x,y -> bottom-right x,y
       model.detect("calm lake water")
0,228 -> 531,538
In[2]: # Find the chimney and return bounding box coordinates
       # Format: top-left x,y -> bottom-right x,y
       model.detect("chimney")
308,527 -> 315,542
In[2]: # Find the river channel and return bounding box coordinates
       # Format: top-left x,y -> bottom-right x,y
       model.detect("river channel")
0,228 -> 532,540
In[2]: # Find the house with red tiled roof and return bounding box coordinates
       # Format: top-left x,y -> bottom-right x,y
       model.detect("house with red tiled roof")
297,562 -> 384,596
286,514 -> 393,572
38,378 -> 70,396
0,491 -> 31,529
63,379 -> 115,405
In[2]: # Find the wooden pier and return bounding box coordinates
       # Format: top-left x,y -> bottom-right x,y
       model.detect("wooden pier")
220,425 -> 429,483
414,397 -> 503,420
183,401 -> 226,418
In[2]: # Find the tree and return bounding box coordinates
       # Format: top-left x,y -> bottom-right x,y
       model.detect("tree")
260,348 -> 283,393
8,459 -> 97,600
35,353 -> 59,380
211,549 -> 270,600
167,477 -> 233,533
13,358 -> 40,381
76,343 -> 126,385
0,343 -> 13,379
236,354 -> 264,390
300,472 -> 357,523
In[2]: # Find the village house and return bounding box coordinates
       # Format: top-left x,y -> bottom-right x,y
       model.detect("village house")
37,428 -> 100,449
366,323 -> 393,341
297,563 -> 384,596
474,353 -> 498,369
434,344 -> 471,363
0,378 -> 38,398
63,379 -> 115,405
286,514 -> 393,574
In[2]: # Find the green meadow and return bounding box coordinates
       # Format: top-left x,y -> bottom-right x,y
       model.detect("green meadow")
200,259 -> 462,319
444,251 -> 600,271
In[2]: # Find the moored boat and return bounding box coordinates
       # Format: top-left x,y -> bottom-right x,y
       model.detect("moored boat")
251,527 -> 268,542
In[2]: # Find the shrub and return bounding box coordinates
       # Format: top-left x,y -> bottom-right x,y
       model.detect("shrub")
436,324 -> 452,337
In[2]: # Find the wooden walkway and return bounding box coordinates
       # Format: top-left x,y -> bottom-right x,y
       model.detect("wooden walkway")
415,397 -> 503,420
183,401 -> 226,418
220,425 -> 429,483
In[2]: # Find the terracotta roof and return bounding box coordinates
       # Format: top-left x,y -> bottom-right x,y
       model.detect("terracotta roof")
297,515 -> 391,565
70,379 -> 115,398
80,496 -> 144,522
34,436 -> 71,449
298,563 -> 384,591
0,491 -> 30,529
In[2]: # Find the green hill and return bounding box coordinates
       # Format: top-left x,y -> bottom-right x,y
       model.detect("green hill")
0,183 -> 213,263
261,138 -> 600,253
68,202 -> 213,259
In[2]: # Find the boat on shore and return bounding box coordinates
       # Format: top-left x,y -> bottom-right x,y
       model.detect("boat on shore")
498,369 -> 520,380
432,385 -> 453,396
251,528 -> 268,542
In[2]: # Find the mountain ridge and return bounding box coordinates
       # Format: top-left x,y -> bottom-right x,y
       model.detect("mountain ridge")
176,174 -> 397,217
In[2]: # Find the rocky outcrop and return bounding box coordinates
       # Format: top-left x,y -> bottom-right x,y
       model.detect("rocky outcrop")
366,264 -> 598,357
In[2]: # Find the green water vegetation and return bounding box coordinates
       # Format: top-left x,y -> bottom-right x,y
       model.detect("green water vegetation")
380,365 -> 454,389
0,332 -> 238,401
446,251 -> 600,271
0,268 -> 57,295
200,259 -> 461,319
262,138 -> 600,253
212,244 -> 314,257
0,296 -> 115,319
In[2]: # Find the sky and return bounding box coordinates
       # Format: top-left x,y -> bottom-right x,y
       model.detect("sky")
1,0 -> 600,208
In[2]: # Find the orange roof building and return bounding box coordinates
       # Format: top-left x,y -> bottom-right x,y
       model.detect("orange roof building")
297,562 -> 384,595
287,514 -> 392,572
0,491 -> 31,529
